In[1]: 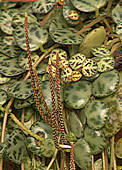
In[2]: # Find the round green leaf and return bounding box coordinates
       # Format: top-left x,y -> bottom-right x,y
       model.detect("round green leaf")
63,0 -> 79,25
68,111 -> 84,138
0,74 -> 11,85
84,99 -> 109,130
14,95 -> 35,109
0,36 -> 22,58
115,138 -> 122,159
12,13 -> 37,28
27,121 -> 53,157
50,28 -> 83,45
0,9 -> 17,35
116,22 -> 122,41
74,138 -> 92,169
14,23 -> 48,51
32,0 -> 56,14
64,80 -> 92,109
5,130 -> 27,164
18,51 -> 40,70
0,89 -> 7,105
91,47 -> 111,57
7,79 -> 33,100
92,70 -> 120,98
111,4 -> 122,24
0,54 -> 25,77
71,0 -> 107,12
84,127 -> 106,154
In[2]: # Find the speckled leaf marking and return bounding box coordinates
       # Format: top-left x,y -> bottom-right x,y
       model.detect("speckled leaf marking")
68,10 -> 79,21
115,138 -> 122,158
116,22 -> 122,41
64,80 -> 92,109
72,71 -> 82,82
69,53 -> 86,70
49,48 -> 67,66
7,79 -> 33,100
0,74 -> 11,84
84,99 -> 109,130
0,89 -> 7,105
61,67 -> 73,83
40,138 -> 55,157
27,121 -> 53,157
0,38 -> 22,58
14,23 -> 48,51
82,59 -> 98,77
63,0 -> 79,25
84,127 -> 106,154
92,69 -> 120,98
12,13 -> 37,28
0,56 -> 25,77
32,0 -> 56,14
96,56 -> 115,72
18,51 -> 40,70
111,4 -> 122,24
50,28 -> 83,45
71,0 -> 107,12
74,139 -> 92,169
68,111 -> 84,138
14,95 -> 35,109
5,130 -> 27,164
0,9 -> 17,35
91,47 -> 110,57
60,59 -> 69,69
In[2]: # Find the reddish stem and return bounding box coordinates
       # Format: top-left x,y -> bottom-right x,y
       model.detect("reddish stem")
48,63 -> 60,149
70,143 -> 76,170
55,52 -> 67,144
24,13 -> 49,124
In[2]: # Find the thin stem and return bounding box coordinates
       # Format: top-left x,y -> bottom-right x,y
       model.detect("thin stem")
48,60 -> 60,149
70,143 -> 75,170
24,44 -> 59,80
103,18 -> 113,34
92,155 -> 95,170
102,150 -> 106,170
33,68 -> 52,124
40,44 -> 46,52
55,52 -> 67,144
10,113 -> 44,142
25,12 -> 49,124
110,136 -> 115,170
95,8 -> 99,18
46,149 -> 58,170
60,151 -> 65,170
77,16 -> 104,35
105,0 -> 113,16
0,98 -> 14,170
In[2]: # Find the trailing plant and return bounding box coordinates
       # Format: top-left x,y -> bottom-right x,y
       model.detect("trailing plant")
0,0 -> 121,170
